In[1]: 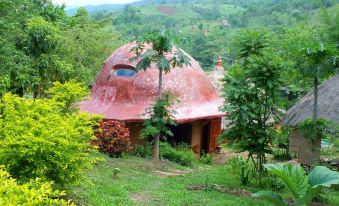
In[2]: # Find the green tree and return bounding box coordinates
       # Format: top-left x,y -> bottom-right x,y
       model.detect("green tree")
299,42 -> 337,124
296,42 -> 337,163
24,16 -> 74,98
130,30 -> 190,159
57,7 -> 122,84
317,5 -> 339,43
220,30 -> 283,182
140,93 -> 177,149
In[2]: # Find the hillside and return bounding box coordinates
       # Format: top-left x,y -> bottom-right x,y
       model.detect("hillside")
65,4 -> 125,15
83,0 -> 337,71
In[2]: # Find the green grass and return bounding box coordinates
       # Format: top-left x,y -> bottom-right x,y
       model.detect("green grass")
139,4 -> 199,21
67,153 -> 339,206
191,3 -> 245,17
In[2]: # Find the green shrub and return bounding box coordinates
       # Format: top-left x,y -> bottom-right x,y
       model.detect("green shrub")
133,142 -> 197,167
0,93 -> 99,186
47,80 -> 89,113
229,156 -> 255,185
200,153 -> 213,164
272,127 -> 291,161
160,142 -> 197,167
92,120 -> 132,157
133,142 -> 153,158
0,166 -> 73,205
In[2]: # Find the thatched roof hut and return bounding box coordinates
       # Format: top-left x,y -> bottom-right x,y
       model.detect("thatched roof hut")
283,75 -> 339,127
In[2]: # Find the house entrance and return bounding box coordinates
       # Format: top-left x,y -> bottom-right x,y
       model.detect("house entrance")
168,123 -> 192,146
201,122 -> 211,154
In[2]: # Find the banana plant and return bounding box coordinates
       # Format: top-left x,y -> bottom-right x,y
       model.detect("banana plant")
253,163 -> 339,206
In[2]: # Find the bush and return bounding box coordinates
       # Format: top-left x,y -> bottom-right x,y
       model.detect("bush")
200,153 -> 213,164
0,93 -> 99,186
48,80 -> 89,113
229,157 -> 253,185
272,127 -> 291,161
0,166 -> 73,205
92,120 -> 132,157
160,142 -> 197,167
133,142 -> 197,167
132,142 -> 153,158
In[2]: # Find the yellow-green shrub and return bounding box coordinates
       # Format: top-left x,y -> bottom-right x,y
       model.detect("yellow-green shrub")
0,92 -> 99,186
0,166 -> 74,205
47,80 -> 89,112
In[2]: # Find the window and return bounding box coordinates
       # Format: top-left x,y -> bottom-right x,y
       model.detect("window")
111,68 -> 136,77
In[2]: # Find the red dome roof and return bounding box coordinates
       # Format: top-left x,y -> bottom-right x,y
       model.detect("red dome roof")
80,43 -> 224,123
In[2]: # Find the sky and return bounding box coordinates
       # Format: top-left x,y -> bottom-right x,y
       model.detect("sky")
52,0 -> 140,6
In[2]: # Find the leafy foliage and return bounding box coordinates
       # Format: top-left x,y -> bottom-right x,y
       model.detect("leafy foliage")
47,80 -> 89,112
132,142 -> 196,167
132,142 -> 154,158
228,157 -> 253,185
199,153 -> 213,165
131,29 -> 190,158
130,29 -> 190,74
298,118 -> 339,140
0,166 -> 73,205
220,30 -> 283,181
140,93 -> 177,140
160,142 -> 197,167
254,163 -> 339,206
92,120 -> 132,157
0,87 -> 99,186
272,127 -> 291,160
0,1 -> 121,97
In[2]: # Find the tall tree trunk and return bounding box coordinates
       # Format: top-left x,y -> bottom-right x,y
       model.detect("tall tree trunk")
312,76 -> 318,123
153,69 -> 163,159
153,136 -> 160,159
157,69 -> 163,99
312,76 -> 321,164
16,87 -> 24,97
257,153 -> 265,186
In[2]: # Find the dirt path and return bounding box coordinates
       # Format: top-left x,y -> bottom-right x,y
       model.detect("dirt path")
213,147 -> 248,164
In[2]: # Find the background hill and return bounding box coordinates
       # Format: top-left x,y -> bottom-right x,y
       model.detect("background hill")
65,4 -> 125,15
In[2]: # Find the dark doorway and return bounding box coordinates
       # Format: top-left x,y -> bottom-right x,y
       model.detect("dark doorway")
168,123 -> 192,146
201,122 -> 211,154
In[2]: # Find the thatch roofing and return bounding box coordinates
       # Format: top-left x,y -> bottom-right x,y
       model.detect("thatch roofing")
283,75 -> 339,126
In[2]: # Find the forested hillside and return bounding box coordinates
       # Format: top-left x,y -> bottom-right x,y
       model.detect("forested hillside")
2,0 -> 337,98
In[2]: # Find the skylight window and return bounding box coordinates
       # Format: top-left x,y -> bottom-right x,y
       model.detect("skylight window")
112,68 -> 136,77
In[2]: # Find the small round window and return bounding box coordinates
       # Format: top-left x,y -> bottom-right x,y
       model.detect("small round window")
114,68 -> 136,77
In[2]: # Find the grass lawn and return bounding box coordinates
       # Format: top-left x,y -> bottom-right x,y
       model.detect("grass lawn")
67,153 -> 339,206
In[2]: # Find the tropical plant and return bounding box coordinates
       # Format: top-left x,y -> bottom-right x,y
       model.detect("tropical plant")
0,166 -> 74,205
140,92 -> 177,139
253,163 -> 339,206
220,30 -> 283,182
229,157 -> 253,185
92,120 -> 132,157
130,29 -> 190,159
299,43 -> 337,125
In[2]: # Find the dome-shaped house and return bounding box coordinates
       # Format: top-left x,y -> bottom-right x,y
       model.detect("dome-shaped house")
81,43 -> 225,154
